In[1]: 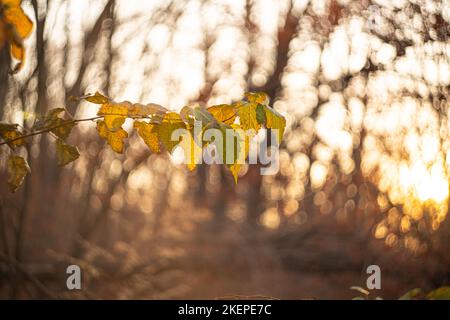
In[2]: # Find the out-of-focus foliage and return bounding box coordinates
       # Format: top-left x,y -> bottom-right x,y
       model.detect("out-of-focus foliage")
0,0 -> 32,72
352,286 -> 450,300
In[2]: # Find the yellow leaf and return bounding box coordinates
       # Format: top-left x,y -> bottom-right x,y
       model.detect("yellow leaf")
263,105 -> 286,144
235,101 -> 261,131
88,96 -> 168,130
55,139 -> 79,166
85,91 -> 109,104
229,164 -> 241,184
134,121 -> 160,153
245,92 -> 269,105
178,128 -> 203,171
128,102 -> 167,120
155,112 -> 186,153
0,122 -> 24,149
11,38 -> 23,60
7,154 -> 30,192
97,120 -> 128,153
2,0 -> 33,72
207,104 -> 236,125
97,102 -> 128,131
227,124 -> 253,183
2,1 -> 33,38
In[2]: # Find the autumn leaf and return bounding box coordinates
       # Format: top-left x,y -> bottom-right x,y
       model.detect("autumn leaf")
178,128 -> 203,171
36,108 -> 76,140
180,105 -> 195,126
235,101 -> 261,131
97,101 -> 129,131
55,139 -> 79,166
85,91 -> 109,104
97,120 -> 128,153
7,154 -> 30,192
207,104 -> 236,125
2,0 -> 33,38
245,92 -> 269,105
134,121 -> 160,153
262,105 -> 286,144
1,0 -> 33,72
0,122 -> 25,148
211,122 -> 250,183
84,93 -> 169,130
193,106 -> 216,126
156,112 -> 186,153
0,91 -> 286,192
227,124 -> 252,183
128,102 -> 167,121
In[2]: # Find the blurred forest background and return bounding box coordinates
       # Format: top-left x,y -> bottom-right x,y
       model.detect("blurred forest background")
0,0 -> 449,299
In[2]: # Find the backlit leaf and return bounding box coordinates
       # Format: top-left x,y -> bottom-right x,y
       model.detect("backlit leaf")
235,101 -> 261,131
85,91 -> 109,104
156,112 -> 186,153
178,129 -> 203,171
263,105 -> 286,144
227,124 -> 253,183
134,121 -> 160,153
97,101 -> 128,131
245,92 -> 269,105
207,104 -> 236,125
97,120 -> 128,153
128,102 -> 167,120
193,106 -> 216,126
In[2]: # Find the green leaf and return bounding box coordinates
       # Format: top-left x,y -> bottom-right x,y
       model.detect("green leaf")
256,103 -> 266,125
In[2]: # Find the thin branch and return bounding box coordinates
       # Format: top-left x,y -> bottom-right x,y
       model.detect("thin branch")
0,114 -> 156,147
